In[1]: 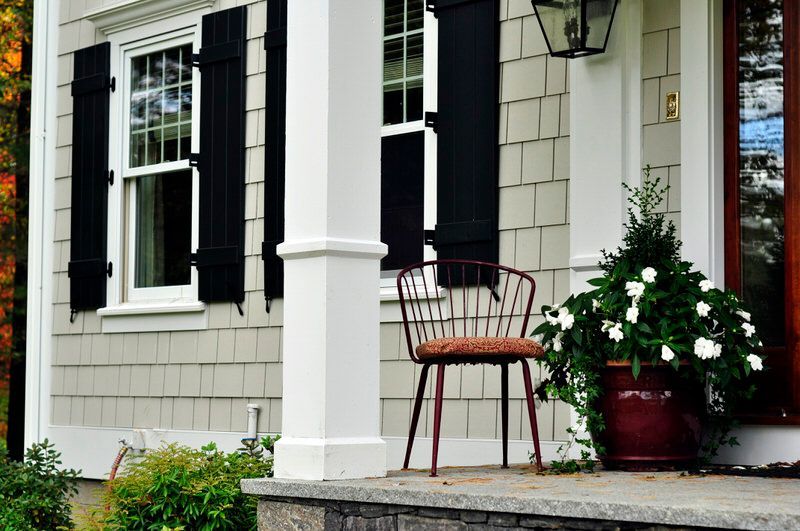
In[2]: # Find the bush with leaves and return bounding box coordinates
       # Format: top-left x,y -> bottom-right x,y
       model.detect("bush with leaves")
99,438 -> 276,531
532,168 -> 765,468
0,439 -> 80,530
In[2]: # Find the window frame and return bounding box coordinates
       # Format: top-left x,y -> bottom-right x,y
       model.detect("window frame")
379,4 -> 439,297
99,13 -> 208,332
121,34 -> 199,303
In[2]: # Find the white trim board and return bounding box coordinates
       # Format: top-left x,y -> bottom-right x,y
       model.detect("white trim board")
25,0 -> 59,451
46,425 -> 566,480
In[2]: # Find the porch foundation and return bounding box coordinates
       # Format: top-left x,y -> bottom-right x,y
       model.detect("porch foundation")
242,465 -> 800,530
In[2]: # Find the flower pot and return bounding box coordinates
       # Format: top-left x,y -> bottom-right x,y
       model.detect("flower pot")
594,361 -> 704,471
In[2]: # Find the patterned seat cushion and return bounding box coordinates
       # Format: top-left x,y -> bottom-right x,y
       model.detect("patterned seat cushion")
416,336 -> 545,360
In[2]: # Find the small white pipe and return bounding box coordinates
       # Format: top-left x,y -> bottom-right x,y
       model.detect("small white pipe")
246,404 -> 260,440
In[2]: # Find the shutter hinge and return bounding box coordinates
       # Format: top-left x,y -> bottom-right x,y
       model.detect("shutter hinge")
189,252 -> 198,267
106,169 -> 114,186
424,229 -> 436,247
425,0 -> 437,16
424,111 -> 438,133
189,153 -> 200,168
110,76 -> 116,92
107,262 -> 113,278
191,53 -> 201,68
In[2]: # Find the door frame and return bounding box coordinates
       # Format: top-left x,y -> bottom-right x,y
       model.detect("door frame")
723,0 -> 800,424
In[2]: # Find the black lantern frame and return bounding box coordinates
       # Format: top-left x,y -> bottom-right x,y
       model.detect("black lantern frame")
531,0 -> 619,59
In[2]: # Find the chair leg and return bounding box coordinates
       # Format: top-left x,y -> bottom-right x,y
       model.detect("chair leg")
430,363 -> 446,477
501,363 -> 509,468
521,360 -> 544,472
403,364 -> 430,469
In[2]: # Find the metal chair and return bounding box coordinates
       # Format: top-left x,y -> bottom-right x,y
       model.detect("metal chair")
396,259 -> 545,476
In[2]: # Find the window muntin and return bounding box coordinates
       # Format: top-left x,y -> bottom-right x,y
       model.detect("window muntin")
121,35 -> 198,302
383,0 -> 424,125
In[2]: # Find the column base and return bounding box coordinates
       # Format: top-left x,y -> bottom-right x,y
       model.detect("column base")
274,437 -> 387,480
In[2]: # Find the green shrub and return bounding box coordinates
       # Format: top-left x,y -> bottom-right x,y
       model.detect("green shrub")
0,439 -> 80,530
100,439 -> 275,531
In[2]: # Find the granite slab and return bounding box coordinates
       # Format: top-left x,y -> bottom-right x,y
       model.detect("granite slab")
242,464 -> 800,530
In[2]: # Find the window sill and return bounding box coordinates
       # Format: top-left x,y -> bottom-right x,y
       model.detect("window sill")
97,300 -> 207,333
379,285 -> 447,322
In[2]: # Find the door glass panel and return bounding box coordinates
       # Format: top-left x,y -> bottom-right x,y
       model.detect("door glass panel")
737,0 -> 785,346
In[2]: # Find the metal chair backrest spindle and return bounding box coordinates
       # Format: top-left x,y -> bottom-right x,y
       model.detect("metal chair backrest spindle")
396,260 -> 537,363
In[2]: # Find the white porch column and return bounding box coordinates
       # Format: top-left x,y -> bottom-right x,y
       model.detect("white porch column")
568,0 -> 642,446
274,0 -> 387,480
680,0 -> 725,283
569,0 -> 642,291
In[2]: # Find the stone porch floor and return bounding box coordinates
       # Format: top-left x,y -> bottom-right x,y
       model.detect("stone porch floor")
241,464 -> 800,530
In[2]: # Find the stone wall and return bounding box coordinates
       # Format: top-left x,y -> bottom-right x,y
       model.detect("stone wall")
256,497 -> 692,531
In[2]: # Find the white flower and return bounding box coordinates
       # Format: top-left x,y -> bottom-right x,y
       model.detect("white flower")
545,311 -> 559,326
626,281 -> 645,298
699,279 -> 715,293
746,353 -> 763,371
696,301 -> 711,318
661,345 -> 676,362
601,320 -> 615,332
742,322 -> 756,338
641,267 -> 657,284
693,337 -> 722,360
625,305 -> 639,324
556,307 -> 575,331
608,323 -> 624,343
736,309 -> 751,322
552,332 -> 564,352
592,299 -> 601,311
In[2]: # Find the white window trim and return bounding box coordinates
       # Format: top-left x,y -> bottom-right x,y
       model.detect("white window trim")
99,8 -> 210,333
380,8 -> 439,299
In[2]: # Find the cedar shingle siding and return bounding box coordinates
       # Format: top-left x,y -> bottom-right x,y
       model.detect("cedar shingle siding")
50,0 -> 682,445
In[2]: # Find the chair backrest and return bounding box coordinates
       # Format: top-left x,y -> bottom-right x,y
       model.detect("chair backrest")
396,260 -> 536,362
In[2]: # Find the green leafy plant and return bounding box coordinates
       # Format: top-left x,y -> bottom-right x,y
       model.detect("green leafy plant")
99,439 -> 276,531
531,167 -> 764,469
0,439 -> 80,530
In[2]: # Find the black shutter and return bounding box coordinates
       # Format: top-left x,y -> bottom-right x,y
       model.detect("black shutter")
262,0 -> 287,308
69,42 -> 112,312
431,0 -> 500,275
192,6 -> 247,304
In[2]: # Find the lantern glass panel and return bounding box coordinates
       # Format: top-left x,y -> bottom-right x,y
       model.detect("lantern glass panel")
585,0 -> 617,50
534,1 -> 584,55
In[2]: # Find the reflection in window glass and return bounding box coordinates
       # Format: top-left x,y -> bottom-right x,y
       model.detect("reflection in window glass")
383,0 -> 424,125
130,44 -> 193,167
737,0 -> 784,346
134,170 -> 193,288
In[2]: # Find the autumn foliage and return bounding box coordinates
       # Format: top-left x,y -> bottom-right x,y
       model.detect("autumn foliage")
0,0 -> 32,444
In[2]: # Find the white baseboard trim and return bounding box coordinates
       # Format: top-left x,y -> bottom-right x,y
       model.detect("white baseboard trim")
45,425 -> 565,480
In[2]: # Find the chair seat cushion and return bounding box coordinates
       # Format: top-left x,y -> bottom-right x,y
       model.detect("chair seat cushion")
416,337 -> 544,360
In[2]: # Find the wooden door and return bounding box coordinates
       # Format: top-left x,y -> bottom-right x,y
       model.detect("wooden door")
724,0 -> 800,423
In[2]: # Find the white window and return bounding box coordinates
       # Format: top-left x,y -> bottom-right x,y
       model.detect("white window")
96,6 -> 209,332
380,0 -> 438,297
123,40 -> 197,302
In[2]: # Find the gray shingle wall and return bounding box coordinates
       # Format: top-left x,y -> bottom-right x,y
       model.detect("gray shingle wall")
50,0 -> 582,443
642,0 -> 681,232
50,0 -> 282,434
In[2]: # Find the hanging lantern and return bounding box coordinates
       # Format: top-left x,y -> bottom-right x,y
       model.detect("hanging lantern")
531,0 -> 619,58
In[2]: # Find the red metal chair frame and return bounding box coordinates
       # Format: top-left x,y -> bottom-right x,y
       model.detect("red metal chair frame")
396,259 -> 544,476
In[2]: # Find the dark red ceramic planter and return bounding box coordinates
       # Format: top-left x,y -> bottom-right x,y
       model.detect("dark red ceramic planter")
593,361 -> 705,471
